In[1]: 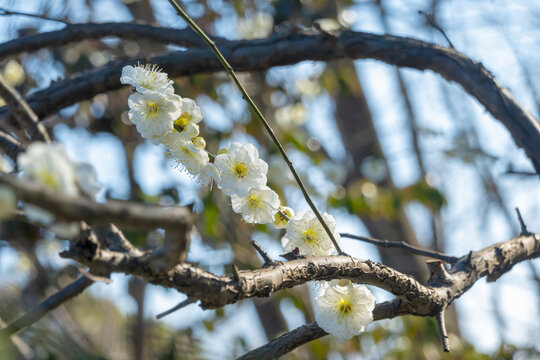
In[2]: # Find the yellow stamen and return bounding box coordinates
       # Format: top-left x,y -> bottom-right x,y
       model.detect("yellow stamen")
37,170 -> 59,189
337,298 -> 352,319
303,229 -> 317,243
233,163 -> 248,178
247,195 -> 261,209
146,101 -> 160,118
174,112 -> 193,129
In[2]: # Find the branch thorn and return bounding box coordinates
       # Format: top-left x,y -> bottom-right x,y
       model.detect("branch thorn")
515,207 -> 530,236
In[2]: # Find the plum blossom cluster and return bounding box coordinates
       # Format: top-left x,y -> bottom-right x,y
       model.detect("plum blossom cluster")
120,64 -> 374,342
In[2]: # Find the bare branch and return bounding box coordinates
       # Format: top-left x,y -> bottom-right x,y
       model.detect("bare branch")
155,298 -> 197,320
341,233 -> 459,263
0,6 -> 70,24
418,10 -> 455,49
0,75 -> 50,143
0,275 -> 94,337
515,207 -> 530,236
0,22 -> 219,59
250,240 -> 280,267
435,309 -> 450,352
0,129 -> 24,161
0,174 -> 192,232
1,28 -> 538,172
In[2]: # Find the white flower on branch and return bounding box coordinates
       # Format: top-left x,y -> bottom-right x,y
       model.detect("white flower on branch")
214,142 -> 268,196
281,210 -> 340,255
128,92 -> 182,139
231,186 -> 280,224
167,137 -> 210,178
173,97 -> 203,131
16,142 -> 101,238
18,142 -> 79,197
120,64 -> 174,95
314,280 -> 375,342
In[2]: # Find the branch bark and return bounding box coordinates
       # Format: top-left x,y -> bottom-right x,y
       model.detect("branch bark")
0,174 -> 192,232
1,27 -> 538,172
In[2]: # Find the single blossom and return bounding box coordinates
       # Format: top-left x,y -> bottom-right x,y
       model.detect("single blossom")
120,64 -> 174,95
273,206 -> 295,229
167,137 -> 210,177
17,142 -> 87,238
17,142 -> 79,197
128,92 -> 182,139
214,142 -> 268,196
231,186 -> 280,224
281,210 -> 340,255
173,97 -> 203,131
314,281 -> 375,342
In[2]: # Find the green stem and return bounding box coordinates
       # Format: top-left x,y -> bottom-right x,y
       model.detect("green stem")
167,0 -> 343,255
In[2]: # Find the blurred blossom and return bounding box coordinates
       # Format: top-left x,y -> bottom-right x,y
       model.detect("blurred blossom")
338,9 -> 357,27
0,185 -> 16,219
295,79 -> 322,97
3,59 -> 25,86
321,160 -> 347,185
237,13 -> 273,40
314,18 -> 341,32
267,154 -> 295,187
359,156 -> 388,182
275,103 -> 306,130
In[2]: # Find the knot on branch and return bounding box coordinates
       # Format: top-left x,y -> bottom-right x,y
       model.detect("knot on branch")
426,260 -> 455,286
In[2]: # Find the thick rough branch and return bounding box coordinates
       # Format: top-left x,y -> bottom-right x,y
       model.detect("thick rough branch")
0,22 -> 217,59
61,232 -> 539,313
0,28 -> 538,171
0,174 -> 192,232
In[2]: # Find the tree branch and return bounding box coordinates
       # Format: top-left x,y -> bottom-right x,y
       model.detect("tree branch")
0,75 -> 50,143
0,27 -> 538,172
60,229 -> 539,312
0,275 -> 94,337
0,174 -> 192,232
0,22 -> 220,59
0,129 -> 24,161
341,233 -> 459,263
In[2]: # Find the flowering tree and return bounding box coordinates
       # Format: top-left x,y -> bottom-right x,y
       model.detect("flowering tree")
0,0 -> 539,359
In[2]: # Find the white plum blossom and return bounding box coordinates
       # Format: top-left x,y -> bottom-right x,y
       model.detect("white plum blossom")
214,142 -> 268,196
128,92 -> 182,139
198,163 -> 220,187
273,206 -> 295,229
314,281 -> 375,342
120,64 -> 174,95
231,186 -> 280,224
281,210 -> 340,255
173,97 -> 203,130
167,137 -> 210,177
17,142 -> 88,238
18,142 -> 79,197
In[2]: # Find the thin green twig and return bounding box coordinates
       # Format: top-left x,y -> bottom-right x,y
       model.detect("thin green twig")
166,0 -> 343,255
